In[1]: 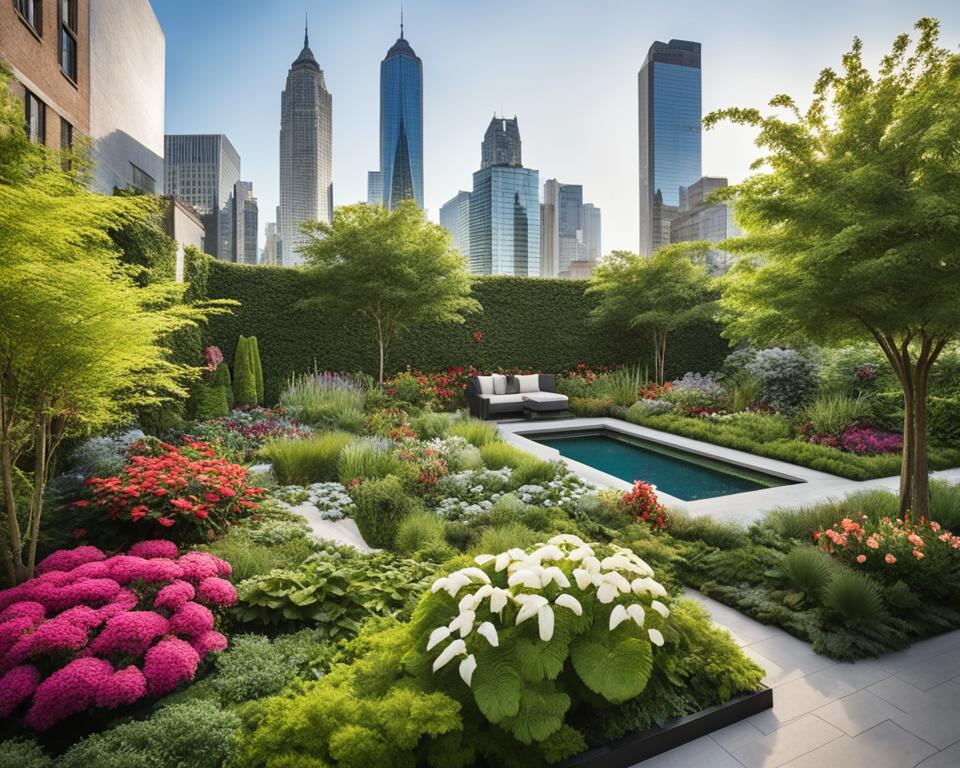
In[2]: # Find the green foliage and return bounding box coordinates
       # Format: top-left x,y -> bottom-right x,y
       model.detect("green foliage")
471,522 -> 540,555
479,442 -> 557,485
759,501 -> 846,542
0,738 -> 51,768
351,475 -> 424,548
568,396 -> 615,417
411,411 -> 458,440
394,510 -> 449,556
57,700 -> 241,768
667,513 -> 748,550
250,335 -> 265,404
778,546 -> 837,605
930,480 -> 960,529
260,432 -> 355,485
280,370 -> 366,430
802,394 -> 873,436
236,548 -> 437,634
447,419 -> 499,448
213,360 -> 233,409
338,438 -> 402,484
929,396 -> 960,445
204,525 -> 314,582
822,568 -> 888,625
570,622 -> 654,704
598,367 -> 648,406
233,335 -> 259,407
194,376 -> 230,420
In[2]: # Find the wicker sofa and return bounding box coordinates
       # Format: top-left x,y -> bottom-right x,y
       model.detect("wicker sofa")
465,373 -> 569,420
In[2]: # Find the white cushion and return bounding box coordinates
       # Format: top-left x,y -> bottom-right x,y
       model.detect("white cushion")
522,392 -> 568,403
491,373 -> 507,395
516,373 -> 540,393
478,394 -> 525,405
476,375 -> 494,395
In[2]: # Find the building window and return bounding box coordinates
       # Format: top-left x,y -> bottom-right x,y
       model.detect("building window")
13,0 -> 41,36
60,118 -> 73,170
24,90 -> 45,144
59,0 -> 78,83
130,163 -> 156,194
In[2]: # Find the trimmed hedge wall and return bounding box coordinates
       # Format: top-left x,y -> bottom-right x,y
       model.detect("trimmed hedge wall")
193,258 -> 729,403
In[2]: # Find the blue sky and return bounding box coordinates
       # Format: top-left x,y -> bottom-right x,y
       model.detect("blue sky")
153,0 -> 959,255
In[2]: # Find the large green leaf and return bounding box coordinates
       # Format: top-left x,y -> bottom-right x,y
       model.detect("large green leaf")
569,623 -> 653,704
514,633 -> 569,683
471,656 -> 522,723
500,682 -> 571,744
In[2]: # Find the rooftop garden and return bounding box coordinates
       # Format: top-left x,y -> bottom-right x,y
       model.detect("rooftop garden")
1,18 -> 960,768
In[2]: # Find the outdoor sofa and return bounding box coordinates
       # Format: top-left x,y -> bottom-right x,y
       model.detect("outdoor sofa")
465,373 -> 569,420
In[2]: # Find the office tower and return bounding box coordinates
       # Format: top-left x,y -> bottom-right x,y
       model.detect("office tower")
582,203 -> 601,261
263,222 -> 279,266
164,134 -> 241,262
162,198 -> 204,282
542,179 -> 589,277
375,22 -> 423,209
481,115 -> 522,169
638,39 -> 702,256
279,21 -> 333,266
233,181 -> 258,264
367,171 -> 383,205
539,201 -> 558,278
439,191 -> 471,257
88,0 -> 164,194
670,176 -> 741,274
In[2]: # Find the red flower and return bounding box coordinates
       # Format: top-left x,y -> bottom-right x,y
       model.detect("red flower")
203,493 -> 221,503
130,505 -> 149,522
72,500 -> 89,509
215,487 -> 236,498
193,508 -> 209,521
157,517 -> 175,527
170,498 -> 194,511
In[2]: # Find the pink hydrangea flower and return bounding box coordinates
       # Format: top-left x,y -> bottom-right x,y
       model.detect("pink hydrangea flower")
106,555 -> 183,585
35,546 -> 106,576
190,630 -> 228,656
90,611 -> 170,658
0,616 -> 37,662
95,665 -> 147,709
56,605 -> 103,631
0,601 -> 45,625
154,580 -> 196,612
168,601 -> 214,638
176,552 -> 221,581
5,618 -> 89,669
143,638 -> 199,696
0,664 -> 40,718
197,577 -> 237,607
46,578 -> 122,612
96,589 -> 139,621
24,657 -> 113,730
128,540 -> 179,560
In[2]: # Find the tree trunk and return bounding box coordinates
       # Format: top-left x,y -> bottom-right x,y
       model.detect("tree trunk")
910,369 -> 930,519
1,437 -> 21,585
899,369 -> 916,516
26,412 -> 49,579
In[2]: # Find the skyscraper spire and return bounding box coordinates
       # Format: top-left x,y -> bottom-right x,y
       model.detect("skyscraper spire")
400,1 -> 404,39
304,13 -> 309,48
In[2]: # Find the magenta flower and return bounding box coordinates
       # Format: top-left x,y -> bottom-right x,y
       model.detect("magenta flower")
128,540 -> 179,560
143,638 -> 199,696
154,580 -> 196,612
0,616 -> 36,662
24,657 -> 113,730
95,665 -> 147,709
197,577 -> 237,607
0,601 -> 45,624
168,601 -> 214,638
47,578 -> 122,611
35,546 -> 105,576
176,552 -> 221,581
96,589 -> 139,621
190,630 -> 228,656
90,611 -> 169,658
56,605 -> 103,631
5,618 -> 89,670
0,664 -> 40,718
106,555 -> 183,585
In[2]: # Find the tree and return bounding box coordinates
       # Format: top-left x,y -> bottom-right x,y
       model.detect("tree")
704,18 -> 960,517
301,202 -> 480,383
587,245 -> 716,383
0,68 -> 218,583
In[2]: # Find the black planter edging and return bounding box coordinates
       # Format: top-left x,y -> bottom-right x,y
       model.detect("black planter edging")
559,687 -> 773,768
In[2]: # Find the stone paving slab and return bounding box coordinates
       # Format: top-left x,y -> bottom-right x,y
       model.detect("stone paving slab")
630,591 -> 960,766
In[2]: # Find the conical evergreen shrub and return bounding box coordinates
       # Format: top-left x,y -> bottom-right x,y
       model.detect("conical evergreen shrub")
233,336 -> 258,407
213,361 -> 233,410
249,335 -> 264,405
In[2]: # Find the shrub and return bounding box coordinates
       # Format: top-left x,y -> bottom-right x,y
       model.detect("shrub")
204,529 -> 314,582
0,542 -> 235,729
779,546 -> 837,605
746,347 -> 819,413
68,430 -> 145,479
661,372 -> 725,411
470,522 -> 540,554
57,700 -> 241,768
411,411 -> 458,440
448,419 -> 500,448
260,432 -> 355,485
822,568 -> 887,625
338,437 -> 401,485
187,407 -> 313,462
598,366 -> 648,406
0,738 -> 51,768
480,441 -> 556,485
801,395 -> 873,436
841,489 -> 901,523
627,399 -> 676,418
930,481 -> 960,530
619,481 -> 668,531
280,370 -> 366,428
395,511 -> 448,556
75,441 -> 264,545
235,548 -> 436,634
760,501 -> 848,542
569,396 -> 615,417
249,335 -> 265,404
818,345 -> 893,398
928,396 -> 960,446
714,411 -> 793,442
232,335 -> 259,407
666,513 -> 747,550
351,475 -> 424,549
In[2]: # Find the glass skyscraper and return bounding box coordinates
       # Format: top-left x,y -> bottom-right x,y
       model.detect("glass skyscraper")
638,39 -> 702,256
279,23 -> 333,266
481,116 -> 522,169
469,166 -> 540,276
439,191 -> 471,257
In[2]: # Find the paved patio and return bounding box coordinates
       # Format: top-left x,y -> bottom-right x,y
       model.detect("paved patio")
634,591 -> 960,767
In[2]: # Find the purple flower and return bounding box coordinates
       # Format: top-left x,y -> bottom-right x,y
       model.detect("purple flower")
24,657 -> 113,730
143,638 -> 199,696
154,580 -> 196,612
89,611 -> 169,658
197,577 -> 237,607
35,546 -> 106,576
190,630 -> 228,656
95,665 -> 147,709
168,601 -> 214,638
127,540 -> 179,560
0,664 -> 40,718
0,601 -> 45,625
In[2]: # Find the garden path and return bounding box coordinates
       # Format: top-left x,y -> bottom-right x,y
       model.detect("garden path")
633,591 -> 960,767
290,502 -> 376,552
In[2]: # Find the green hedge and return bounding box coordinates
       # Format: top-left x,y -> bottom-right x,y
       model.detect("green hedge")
191,258 -> 729,403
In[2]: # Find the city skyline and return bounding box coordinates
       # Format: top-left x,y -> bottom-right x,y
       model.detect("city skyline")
153,0 -> 960,256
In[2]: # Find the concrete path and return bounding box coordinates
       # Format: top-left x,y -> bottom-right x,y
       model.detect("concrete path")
633,591 -> 960,767
289,501 -> 376,552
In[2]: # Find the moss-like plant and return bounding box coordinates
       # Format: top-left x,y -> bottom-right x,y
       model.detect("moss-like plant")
395,510 -> 448,556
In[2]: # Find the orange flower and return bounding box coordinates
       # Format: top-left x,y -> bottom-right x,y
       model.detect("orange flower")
885,553 -> 897,564
856,554 -> 867,563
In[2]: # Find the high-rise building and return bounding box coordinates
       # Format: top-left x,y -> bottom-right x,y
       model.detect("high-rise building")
164,134 -> 241,262
582,203 -> 602,261
481,115 -> 522,169
263,222 -> 279,266
367,171 -> 383,205
373,24 -> 423,209
439,191 -> 471,257
541,180 -> 599,278
638,39 -> 701,256
539,201 -> 557,278
670,176 -> 740,274
279,21 -> 333,266
469,166 -> 540,276
233,180 -> 258,264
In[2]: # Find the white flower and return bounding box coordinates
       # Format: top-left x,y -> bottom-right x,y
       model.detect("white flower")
529,544 -> 564,563
554,593 -> 583,616
432,638 -> 467,671
631,577 -> 667,598
449,609 -> 476,638
540,566 -> 571,589
426,625 -> 451,651
538,605 -> 556,641
596,581 -> 619,604
548,533 -> 586,547
573,568 -> 594,591
508,569 -> 543,589
604,572 -> 632,594
494,552 -> 512,572
600,554 -> 634,571
648,628 -> 665,647
476,621 -> 499,647
627,604 -> 645,627
609,604 -> 629,630
650,600 -> 670,618
459,654 -> 477,686
515,593 -> 549,625
459,567 -> 491,584
458,593 -> 479,613
566,545 -> 595,562
581,556 -> 602,574
489,587 -> 510,615
474,554 -> 495,566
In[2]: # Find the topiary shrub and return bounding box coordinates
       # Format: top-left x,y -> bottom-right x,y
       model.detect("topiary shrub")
351,476 -> 424,549
232,336 -> 258,407
746,347 -> 820,413
249,335 -> 265,405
